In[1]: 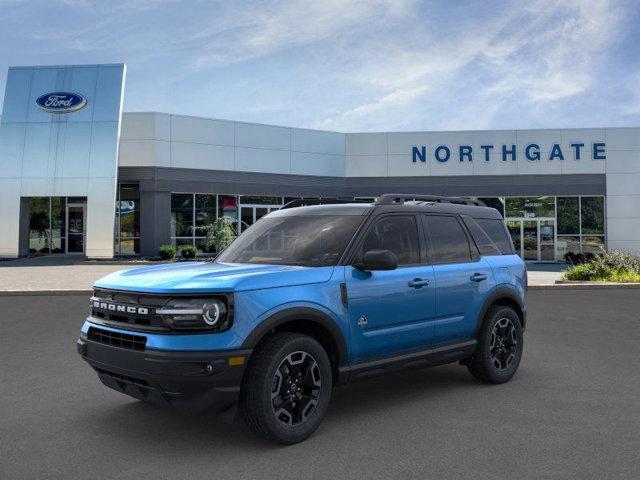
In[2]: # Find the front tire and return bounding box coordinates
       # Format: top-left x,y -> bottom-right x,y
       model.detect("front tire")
240,333 -> 332,444
467,306 -> 523,384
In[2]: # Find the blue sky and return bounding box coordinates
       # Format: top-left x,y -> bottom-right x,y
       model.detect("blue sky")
1,0 -> 639,131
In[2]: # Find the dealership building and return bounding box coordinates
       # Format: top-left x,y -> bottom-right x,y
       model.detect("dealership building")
1,63 -> 639,261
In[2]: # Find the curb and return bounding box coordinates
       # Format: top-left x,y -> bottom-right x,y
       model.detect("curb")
0,289 -> 93,296
530,283 -> 640,290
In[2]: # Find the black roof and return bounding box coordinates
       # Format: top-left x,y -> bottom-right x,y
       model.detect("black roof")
273,195 -> 502,220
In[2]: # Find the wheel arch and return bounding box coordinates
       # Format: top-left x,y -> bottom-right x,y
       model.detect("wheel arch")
241,307 -> 348,384
474,286 -> 526,336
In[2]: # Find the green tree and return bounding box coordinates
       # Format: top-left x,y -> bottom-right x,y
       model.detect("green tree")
193,217 -> 236,254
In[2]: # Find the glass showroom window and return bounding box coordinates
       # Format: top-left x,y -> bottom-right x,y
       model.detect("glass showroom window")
29,198 -> 54,254
171,193 -> 218,252
28,197 -> 67,254
505,196 -> 555,219
580,197 -> 605,254
114,184 -> 140,255
218,195 -> 239,235
557,197 -> 580,258
556,196 -> 605,257
195,194 -> 217,252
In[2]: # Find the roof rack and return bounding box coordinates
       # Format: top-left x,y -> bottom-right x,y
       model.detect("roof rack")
281,198 -> 372,209
375,194 -> 486,207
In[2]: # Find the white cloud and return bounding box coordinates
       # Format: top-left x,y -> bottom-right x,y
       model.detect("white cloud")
190,0 -> 413,69
314,0 -> 625,130
1,0 -> 631,131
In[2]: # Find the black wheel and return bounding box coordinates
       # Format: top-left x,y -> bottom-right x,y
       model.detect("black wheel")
240,332 -> 332,444
467,306 -> 523,384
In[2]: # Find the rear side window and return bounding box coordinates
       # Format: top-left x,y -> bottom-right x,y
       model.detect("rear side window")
474,218 -> 514,255
423,215 -> 472,264
360,215 -> 420,265
463,216 -> 502,256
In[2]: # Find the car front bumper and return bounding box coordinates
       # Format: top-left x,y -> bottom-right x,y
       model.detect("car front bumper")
77,334 -> 251,420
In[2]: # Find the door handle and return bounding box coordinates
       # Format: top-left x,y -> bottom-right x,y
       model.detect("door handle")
408,278 -> 430,288
470,273 -> 488,282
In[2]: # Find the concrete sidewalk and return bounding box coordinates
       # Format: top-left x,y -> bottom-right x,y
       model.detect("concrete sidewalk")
0,256 -> 569,293
525,262 -> 567,285
0,257 -> 134,294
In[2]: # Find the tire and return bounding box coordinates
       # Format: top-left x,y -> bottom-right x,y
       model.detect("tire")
467,306 -> 523,384
240,332 -> 333,444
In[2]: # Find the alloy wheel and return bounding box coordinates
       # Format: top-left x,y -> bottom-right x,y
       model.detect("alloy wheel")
271,351 -> 322,426
490,317 -> 518,370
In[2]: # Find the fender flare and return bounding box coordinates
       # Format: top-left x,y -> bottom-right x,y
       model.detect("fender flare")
474,285 -> 526,336
241,307 -> 348,364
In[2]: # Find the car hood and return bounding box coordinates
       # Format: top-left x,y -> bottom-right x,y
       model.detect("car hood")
93,262 -> 335,294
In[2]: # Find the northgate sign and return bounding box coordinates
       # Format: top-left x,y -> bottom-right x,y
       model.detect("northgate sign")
411,142 -> 606,163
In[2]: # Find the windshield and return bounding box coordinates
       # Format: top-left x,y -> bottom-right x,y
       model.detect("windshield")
216,215 -> 364,267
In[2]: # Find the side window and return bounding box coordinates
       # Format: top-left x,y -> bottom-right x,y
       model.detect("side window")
360,215 -> 420,265
462,216 -> 502,256
423,215 -> 472,264
475,218 -> 514,254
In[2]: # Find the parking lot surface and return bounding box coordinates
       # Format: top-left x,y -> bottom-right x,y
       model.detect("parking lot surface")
1,289 -> 639,479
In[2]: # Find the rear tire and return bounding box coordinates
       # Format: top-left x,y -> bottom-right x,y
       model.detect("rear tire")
240,332 -> 332,444
468,306 -> 523,384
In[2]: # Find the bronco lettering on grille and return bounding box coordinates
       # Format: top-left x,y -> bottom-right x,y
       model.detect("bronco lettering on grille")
92,300 -> 149,315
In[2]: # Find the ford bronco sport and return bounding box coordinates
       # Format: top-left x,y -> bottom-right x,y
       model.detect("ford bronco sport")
78,194 -> 527,444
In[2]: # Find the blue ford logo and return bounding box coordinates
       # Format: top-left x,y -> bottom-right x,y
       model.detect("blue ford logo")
35,92 -> 87,114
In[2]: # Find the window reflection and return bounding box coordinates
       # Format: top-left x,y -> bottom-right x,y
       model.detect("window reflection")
581,197 -> 605,234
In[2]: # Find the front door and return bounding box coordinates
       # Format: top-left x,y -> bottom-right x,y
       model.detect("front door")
539,220 -> 555,261
66,203 -> 85,254
346,215 -> 436,362
522,220 -> 538,260
506,219 -> 556,261
239,204 -> 282,234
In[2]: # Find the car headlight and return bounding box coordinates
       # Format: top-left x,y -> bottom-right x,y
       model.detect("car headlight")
157,298 -> 229,331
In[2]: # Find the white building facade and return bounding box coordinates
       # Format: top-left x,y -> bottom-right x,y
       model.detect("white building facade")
1,64 -> 639,260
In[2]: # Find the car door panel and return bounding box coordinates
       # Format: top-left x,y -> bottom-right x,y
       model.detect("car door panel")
345,214 -> 436,362
346,265 -> 435,362
431,259 -> 494,344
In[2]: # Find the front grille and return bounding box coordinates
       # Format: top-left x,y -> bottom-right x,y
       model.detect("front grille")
90,289 -> 169,331
88,326 -> 147,350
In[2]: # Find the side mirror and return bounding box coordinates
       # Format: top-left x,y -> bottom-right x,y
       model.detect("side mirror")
354,249 -> 398,271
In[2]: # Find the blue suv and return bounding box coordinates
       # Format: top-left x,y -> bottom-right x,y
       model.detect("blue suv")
78,194 -> 527,444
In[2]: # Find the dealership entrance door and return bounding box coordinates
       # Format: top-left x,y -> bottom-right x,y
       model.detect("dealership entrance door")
239,203 -> 282,234
25,196 -> 87,256
66,201 -> 86,254
506,218 -> 556,261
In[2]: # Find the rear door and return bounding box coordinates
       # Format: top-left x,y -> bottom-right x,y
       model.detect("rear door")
422,214 -> 495,344
345,214 -> 436,362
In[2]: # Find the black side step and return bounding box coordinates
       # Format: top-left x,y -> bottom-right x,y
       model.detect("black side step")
337,340 -> 477,384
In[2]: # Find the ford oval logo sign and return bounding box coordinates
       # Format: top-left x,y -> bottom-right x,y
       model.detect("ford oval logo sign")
35,92 -> 87,114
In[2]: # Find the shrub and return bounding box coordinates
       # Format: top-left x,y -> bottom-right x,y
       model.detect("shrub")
158,244 -> 177,260
563,263 -> 597,281
563,250 -> 640,282
593,250 -> 640,273
564,252 -> 596,265
181,245 -> 198,259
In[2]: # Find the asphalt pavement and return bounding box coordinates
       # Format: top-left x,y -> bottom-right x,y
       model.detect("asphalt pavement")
1,290 -> 639,479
